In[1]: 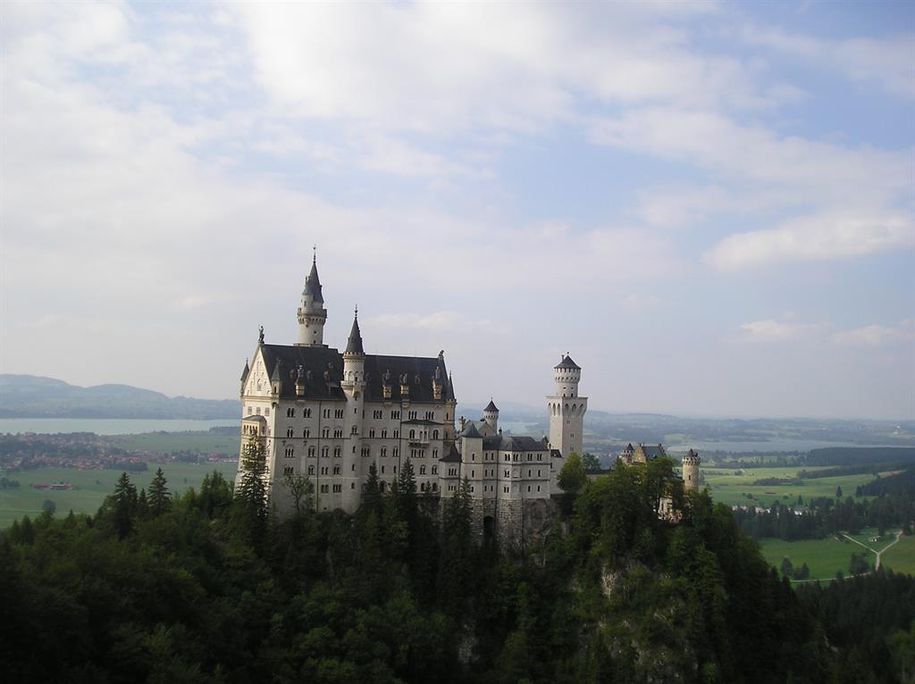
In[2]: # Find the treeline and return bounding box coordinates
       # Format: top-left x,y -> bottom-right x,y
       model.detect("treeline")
798,570 -> 915,683
734,492 -> 914,541
0,451 -> 912,682
806,447 -> 915,466
859,466 -> 915,498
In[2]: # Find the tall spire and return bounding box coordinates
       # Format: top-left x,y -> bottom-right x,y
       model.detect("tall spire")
305,249 -> 323,303
345,306 -> 364,356
297,247 -> 328,346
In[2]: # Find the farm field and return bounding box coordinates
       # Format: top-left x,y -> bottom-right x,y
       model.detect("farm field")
702,466 -> 886,508
110,429 -> 240,455
0,461 -> 238,528
758,536 -> 870,581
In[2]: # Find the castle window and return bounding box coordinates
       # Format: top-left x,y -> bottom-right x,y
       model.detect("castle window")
333,484 -> 342,493
527,453 -> 532,461
333,447 -> 341,457
537,454 -> 542,461
380,482 -> 386,492
432,482 -> 438,491
321,466 -> 328,475
308,447 -> 316,457
432,449 -> 438,458
503,486 -> 509,493
409,430 -> 415,439
285,447 -> 294,458
287,428 -> 294,438
333,466 -> 340,475
537,485 -> 541,492
362,447 -> 370,457
284,466 -> 294,477
471,469 -> 475,477
351,425 -> 358,435
323,409 -> 330,418
303,429 -> 311,438
431,465 -> 437,475
504,469 -> 510,478
432,430 -> 439,439
369,429 -> 375,438
352,464 -> 356,471
393,447 -> 399,458
527,485 -> 531,492
420,465 -> 426,475
381,429 -> 388,438
391,410 -> 400,420
256,407 -> 261,415
425,411 -> 434,420
308,465 -> 314,475
334,429 -> 343,438
322,427 -> 330,438
335,409 -> 344,419
408,410 -> 417,420
320,484 -> 328,493
393,466 -> 397,473
351,482 -> 355,489
381,447 -> 387,457
286,408 -> 294,417
393,430 -> 399,438
538,469 -> 541,477
471,486 -> 475,493
264,408 -> 270,416
321,447 -> 329,458
373,410 -> 383,419
304,408 -> 312,418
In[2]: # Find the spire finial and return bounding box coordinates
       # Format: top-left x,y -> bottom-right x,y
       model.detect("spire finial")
312,244 -> 316,263
354,304 -> 358,319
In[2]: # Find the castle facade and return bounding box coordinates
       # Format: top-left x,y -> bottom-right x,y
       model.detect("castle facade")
237,256 -> 586,541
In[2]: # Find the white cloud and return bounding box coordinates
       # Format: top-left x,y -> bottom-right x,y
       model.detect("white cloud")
742,27 -> 915,100
832,323 -> 915,347
705,213 -> 915,270
739,319 -> 824,342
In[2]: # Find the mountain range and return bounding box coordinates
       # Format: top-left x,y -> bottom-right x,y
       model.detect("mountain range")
0,375 -> 238,419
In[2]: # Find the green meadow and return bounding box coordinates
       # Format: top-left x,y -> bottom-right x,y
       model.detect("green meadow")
757,536 -> 865,581
0,461 -> 238,528
702,466 -> 887,508
882,535 -> 915,576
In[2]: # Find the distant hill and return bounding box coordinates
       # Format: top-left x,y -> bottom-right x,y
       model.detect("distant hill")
0,375 -> 237,419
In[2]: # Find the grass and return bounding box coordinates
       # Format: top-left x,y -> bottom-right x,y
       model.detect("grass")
702,466 -> 887,508
758,536 -> 871,581
0,461 -> 238,528
110,430 -> 240,455
881,534 -> 915,576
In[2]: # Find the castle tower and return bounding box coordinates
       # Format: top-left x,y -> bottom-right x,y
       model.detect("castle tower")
341,308 -> 366,510
296,250 -> 327,346
548,354 -> 588,486
482,399 -> 499,435
682,449 -> 701,493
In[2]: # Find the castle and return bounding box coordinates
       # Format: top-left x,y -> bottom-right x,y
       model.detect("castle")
238,255 -> 697,544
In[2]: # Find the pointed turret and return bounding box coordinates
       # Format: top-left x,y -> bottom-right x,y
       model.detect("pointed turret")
483,399 -> 499,434
345,307 -> 365,356
296,248 -> 328,346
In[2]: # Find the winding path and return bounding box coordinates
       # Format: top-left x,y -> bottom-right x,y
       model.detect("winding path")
838,530 -> 902,571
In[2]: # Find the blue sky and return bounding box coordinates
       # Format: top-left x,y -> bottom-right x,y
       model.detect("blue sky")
1,1 -> 912,419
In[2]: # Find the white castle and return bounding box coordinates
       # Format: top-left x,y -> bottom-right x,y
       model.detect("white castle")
237,254 -> 587,542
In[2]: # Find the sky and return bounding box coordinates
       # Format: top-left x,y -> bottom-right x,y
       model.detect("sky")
1,1 -> 913,420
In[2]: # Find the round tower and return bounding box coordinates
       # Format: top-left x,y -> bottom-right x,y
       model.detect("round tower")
341,308 -> 366,511
342,307 -> 366,387
553,354 -> 581,398
682,449 -> 701,493
296,249 -> 327,346
547,354 -> 588,489
482,399 -> 499,434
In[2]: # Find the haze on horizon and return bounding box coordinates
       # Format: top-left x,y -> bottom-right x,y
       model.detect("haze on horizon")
1,2 -> 913,421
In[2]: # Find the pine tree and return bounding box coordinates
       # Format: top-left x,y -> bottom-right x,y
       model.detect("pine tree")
111,472 -> 137,539
148,467 -> 171,517
235,434 -> 269,545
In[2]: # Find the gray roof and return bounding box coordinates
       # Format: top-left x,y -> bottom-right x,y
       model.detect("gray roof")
240,360 -> 249,383
640,444 -> 667,459
462,423 -> 483,439
484,399 -> 499,413
555,354 -> 580,370
304,259 -> 323,302
257,344 -> 453,403
481,434 -> 548,452
441,444 -> 462,463
345,314 -> 364,355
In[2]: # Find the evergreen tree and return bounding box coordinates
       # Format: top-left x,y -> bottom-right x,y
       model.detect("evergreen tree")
148,467 -> 171,517
235,434 -> 269,544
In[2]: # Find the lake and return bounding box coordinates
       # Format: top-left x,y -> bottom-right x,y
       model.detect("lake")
0,418 -> 239,435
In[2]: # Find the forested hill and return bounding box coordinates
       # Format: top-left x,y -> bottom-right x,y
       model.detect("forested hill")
3,454 -> 913,682
0,374 -> 237,419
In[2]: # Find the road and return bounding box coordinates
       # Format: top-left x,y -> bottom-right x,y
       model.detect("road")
838,530 -> 902,571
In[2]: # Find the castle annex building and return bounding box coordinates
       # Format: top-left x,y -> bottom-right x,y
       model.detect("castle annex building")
237,256 -> 588,541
